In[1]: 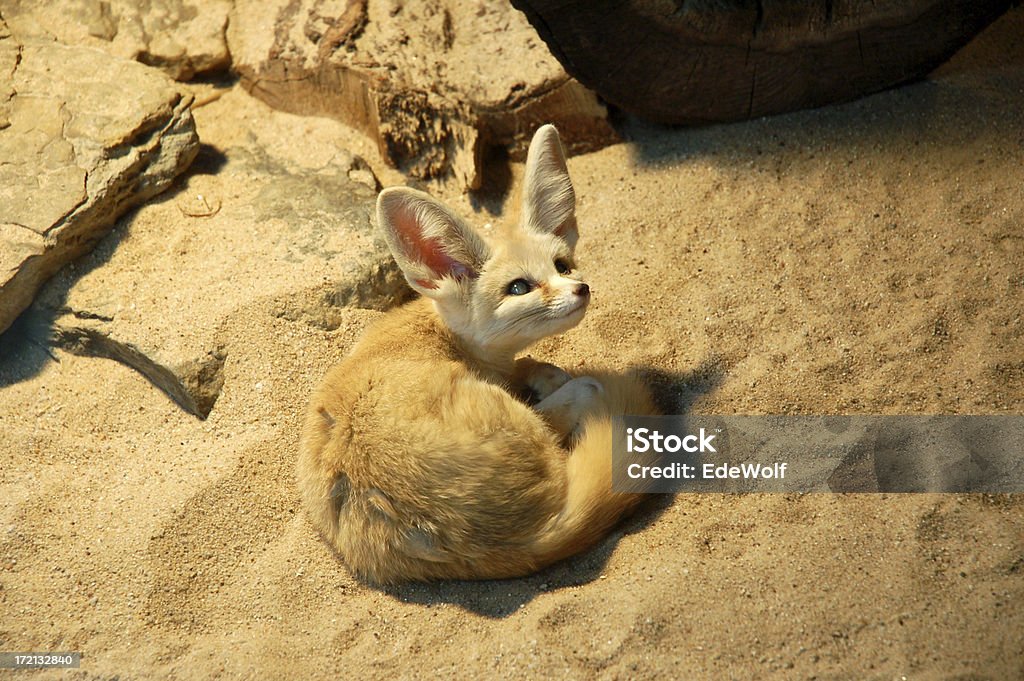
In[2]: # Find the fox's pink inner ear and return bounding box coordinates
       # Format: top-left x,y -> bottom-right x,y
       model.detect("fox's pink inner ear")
391,205 -> 477,283
410,243 -> 476,289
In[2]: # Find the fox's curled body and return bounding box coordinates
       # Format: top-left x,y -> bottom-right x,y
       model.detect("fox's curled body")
298,125 -> 659,583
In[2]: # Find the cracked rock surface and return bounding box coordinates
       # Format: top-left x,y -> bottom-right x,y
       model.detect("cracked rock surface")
0,21 -> 199,337
0,0 -> 232,80
36,87 -> 408,418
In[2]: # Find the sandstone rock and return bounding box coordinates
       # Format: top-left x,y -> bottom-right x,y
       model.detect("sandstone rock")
228,0 -> 617,189
0,26 -> 199,337
0,0 -> 231,81
0,19 -> 14,128
39,87 -> 409,418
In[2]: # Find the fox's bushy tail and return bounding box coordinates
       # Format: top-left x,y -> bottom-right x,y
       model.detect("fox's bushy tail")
528,371 -> 660,566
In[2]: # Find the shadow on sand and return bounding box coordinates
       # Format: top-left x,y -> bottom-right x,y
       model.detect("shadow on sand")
0,143 -> 229,391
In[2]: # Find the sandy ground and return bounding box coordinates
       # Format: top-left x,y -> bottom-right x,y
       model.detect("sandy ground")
2,8 -> 1023,680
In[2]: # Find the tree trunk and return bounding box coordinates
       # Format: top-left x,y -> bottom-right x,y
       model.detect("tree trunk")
509,0 -> 1012,124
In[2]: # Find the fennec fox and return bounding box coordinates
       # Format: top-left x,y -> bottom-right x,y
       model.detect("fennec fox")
298,125 -> 658,583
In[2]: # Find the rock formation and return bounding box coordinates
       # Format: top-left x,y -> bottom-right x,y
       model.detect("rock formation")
0,20 -> 199,337
37,90 -> 409,418
0,0 -> 231,80
228,0 -> 618,189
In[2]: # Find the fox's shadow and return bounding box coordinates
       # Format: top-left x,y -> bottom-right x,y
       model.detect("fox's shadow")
378,358 -> 723,618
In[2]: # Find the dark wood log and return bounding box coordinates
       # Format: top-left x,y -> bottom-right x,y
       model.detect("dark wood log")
509,0 -> 1013,124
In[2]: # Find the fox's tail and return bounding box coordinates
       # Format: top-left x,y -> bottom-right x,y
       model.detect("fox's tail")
527,371 -> 660,567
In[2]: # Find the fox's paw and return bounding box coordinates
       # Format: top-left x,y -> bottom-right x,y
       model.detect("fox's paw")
515,357 -> 572,403
572,376 -> 604,401
534,376 -> 605,445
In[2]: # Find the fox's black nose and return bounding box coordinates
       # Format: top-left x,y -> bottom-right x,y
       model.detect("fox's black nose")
575,283 -> 590,297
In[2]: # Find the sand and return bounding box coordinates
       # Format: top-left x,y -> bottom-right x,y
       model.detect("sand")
1,8 -> 1022,680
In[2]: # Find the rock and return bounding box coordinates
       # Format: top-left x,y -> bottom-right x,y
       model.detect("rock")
0,0 -> 232,81
0,20 -> 14,128
38,87 -> 410,418
0,25 -> 199,337
228,0 -> 617,189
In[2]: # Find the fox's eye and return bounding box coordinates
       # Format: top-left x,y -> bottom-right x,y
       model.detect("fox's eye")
554,258 -> 572,275
506,279 -> 533,296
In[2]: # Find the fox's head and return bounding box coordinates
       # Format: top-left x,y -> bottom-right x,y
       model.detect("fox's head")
376,125 -> 589,356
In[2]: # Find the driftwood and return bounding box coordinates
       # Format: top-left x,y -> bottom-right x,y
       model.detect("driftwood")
509,0 -> 1013,123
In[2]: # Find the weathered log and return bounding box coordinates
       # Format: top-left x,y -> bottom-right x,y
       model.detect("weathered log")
509,0 -> 1013,124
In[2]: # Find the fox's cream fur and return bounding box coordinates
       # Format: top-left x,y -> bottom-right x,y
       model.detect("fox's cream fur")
298,125 -> 659,583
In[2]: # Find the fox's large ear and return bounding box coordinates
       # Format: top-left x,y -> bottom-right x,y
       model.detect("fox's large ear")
521,124 -> 577,251
377,187 -> 490,298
